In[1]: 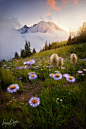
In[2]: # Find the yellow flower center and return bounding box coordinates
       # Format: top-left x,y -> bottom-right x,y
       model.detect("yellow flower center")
22,66 -> 24,67
55,74 -> 59,77
30,72 -> 33,74
32,99 -> 37,104
31,75 -> 34,77
10,86 -> 15,89
69,77 -> 73,80
29,60 -> 33,62
51,74 -> 53,76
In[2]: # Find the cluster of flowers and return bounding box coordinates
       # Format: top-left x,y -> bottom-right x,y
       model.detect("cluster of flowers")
28,72 -> 37,80
49,73 -> 75,82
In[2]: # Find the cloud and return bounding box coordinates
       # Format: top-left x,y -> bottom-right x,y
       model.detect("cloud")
45,12 -> 52,22
40,16 -> 43,20
0,17 -> 24,61
62,0 -> 69,4
47,0 -> 61,11
73,0 -> 79,6
61,0 -> 79,7
45,12 -> 51,17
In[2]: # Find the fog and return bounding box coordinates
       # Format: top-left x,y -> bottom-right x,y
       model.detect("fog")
0,17 -> 69,61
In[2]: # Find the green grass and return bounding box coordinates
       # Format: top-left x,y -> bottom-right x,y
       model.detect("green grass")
0,42 -> 86,129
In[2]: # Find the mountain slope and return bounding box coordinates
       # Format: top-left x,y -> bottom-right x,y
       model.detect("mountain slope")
18,21 -> 65,34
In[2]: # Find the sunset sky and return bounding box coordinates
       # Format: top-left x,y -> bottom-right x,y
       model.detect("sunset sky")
0,0 -> 86,32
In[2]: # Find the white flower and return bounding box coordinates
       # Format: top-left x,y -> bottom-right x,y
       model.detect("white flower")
29,74 -> 37,80
63,74 -> 70,78
83,69 -> 86,71
24,62 -> 28,65
7,84 -> 19,93
56,98 -> 59,100
29,97 -> 40,107
27,59 -> 35,65
66,76 -> 75,82
55,71 -> 60,73
28,72 -> 35,76
19,66 -> 26,69
49,73 -> 55,77
53,73 -> 62,80
60,99 -> 63,102
61,67 -> 65,69
77,70 -> 83,74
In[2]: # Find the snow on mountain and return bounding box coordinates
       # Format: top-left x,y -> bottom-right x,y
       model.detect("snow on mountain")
18,21 -> 64,34
17,21 -> 69,54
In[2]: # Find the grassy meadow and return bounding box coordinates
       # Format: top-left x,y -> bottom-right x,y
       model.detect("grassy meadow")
0,42 -> 86,129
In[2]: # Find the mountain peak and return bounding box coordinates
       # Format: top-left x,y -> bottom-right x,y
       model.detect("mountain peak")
18,21 -> 64,34
23,25 -> 28,28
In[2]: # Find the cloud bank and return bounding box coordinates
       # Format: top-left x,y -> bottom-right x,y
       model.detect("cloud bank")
0,17 -> 69,61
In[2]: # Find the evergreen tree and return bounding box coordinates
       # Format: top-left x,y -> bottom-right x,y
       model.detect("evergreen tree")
32,48 -> 36,54
48,42 -> 52,49
45,40 -> 48,50
21,49 -> 25,58
67,29 -> 72,45
15,52 -> 19,59
25,40 -> 29,52
27,41 -> 32,56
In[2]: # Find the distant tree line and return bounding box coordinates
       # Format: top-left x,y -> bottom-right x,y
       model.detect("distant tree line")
67,22 -> 86,45
14,40 -> 36,59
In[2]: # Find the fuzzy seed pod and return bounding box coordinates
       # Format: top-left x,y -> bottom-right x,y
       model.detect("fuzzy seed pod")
57,57 -> 63,68
50,53 -> 58,66
70,53 -> 77,63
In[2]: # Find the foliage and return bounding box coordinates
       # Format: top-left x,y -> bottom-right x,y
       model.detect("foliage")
14,52 -> 19,59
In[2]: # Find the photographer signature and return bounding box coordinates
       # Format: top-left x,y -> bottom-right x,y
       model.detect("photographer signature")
2,119 -> 21,127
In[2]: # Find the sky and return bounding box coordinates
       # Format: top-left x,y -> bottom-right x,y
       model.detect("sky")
0,0 -> 86,32
0,0 -> 86,60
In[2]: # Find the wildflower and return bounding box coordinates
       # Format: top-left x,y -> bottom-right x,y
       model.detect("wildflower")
28,72 -> 35,76
24,62 -> 28,65
19,66 -> 26,69
27,59 -> 35,69
49,73 -> 55,77
27,59 -> 35,65
29,74 -> 37,80
3,65 -> 7,67
63,74 -> 70,78
61,67 -> 65,69
82,74 -> 85,76
53,73 -> 62,80
50,53 -> 58,66
83,69 -> 86,71
60,99 -> 63,102
55,70 -> 60,73
17,77 -> 22,80
70,53 -> 77,63
56,98 -> 59,100
29,97 -> 40,107
66,76 -> 75,82
57,57 -> 63,68
77,70 -> 83,74
7,84 -> 19,93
